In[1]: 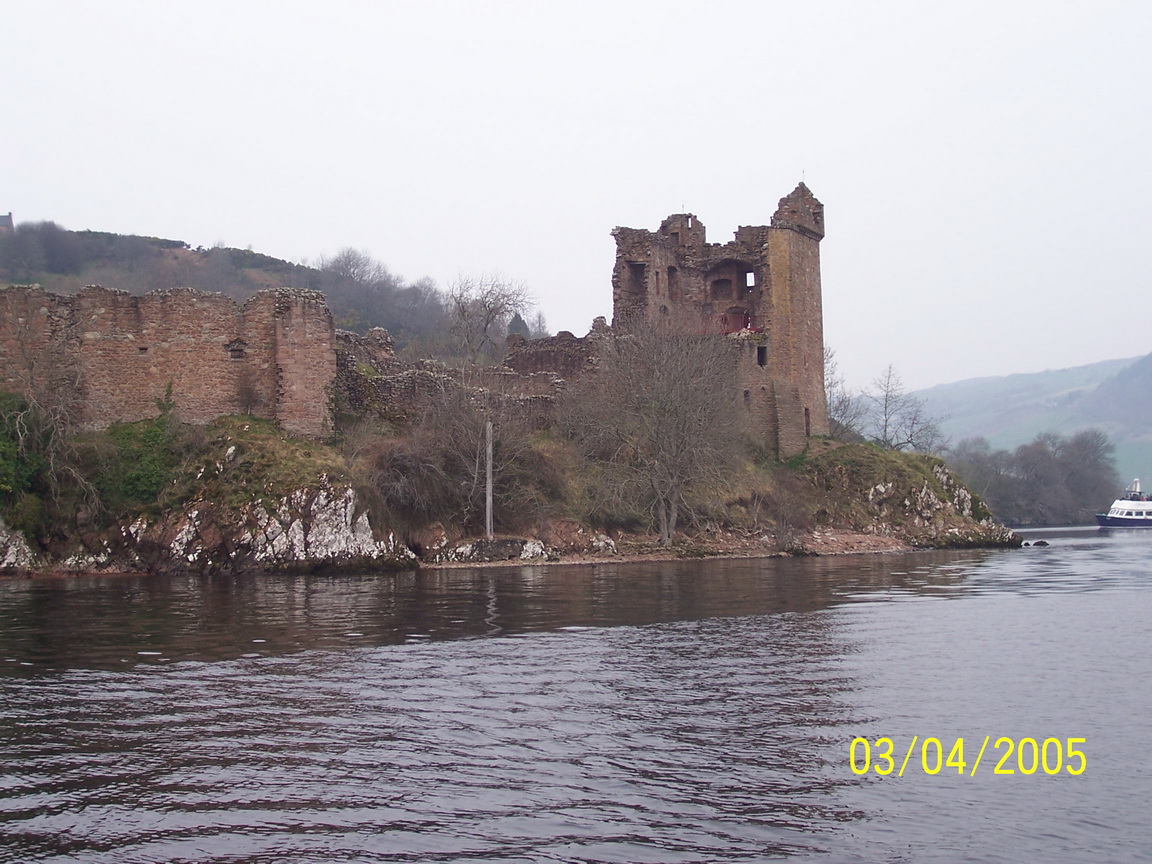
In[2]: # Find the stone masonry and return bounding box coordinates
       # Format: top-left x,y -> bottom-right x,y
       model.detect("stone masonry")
610,183 -> 829,457
0,285 -> 335,437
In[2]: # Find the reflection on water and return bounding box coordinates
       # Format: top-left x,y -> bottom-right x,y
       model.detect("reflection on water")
0,528 -> 1149,862
1,549 -> 997,672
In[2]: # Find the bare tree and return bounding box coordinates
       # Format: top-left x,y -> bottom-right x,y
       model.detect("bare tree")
446,274 -> 531,364
560,312 -> 744,546
360,381 -> 552,539
0,309 -> 99,513
528,310 -> 550,339
862,364 -> 946,453
824,346 -> 866,440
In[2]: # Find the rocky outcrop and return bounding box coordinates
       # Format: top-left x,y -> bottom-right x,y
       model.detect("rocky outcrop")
805,445 -> 1021,549
3,481 -> 416,576
0,516 -> 36,570
122,481 -> 417,575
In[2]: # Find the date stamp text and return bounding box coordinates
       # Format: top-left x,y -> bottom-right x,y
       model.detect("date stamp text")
849,736 -> 1086,777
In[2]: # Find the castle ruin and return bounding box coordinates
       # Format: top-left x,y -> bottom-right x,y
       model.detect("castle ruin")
0,184 -> 829,456
610,183 -> 829,456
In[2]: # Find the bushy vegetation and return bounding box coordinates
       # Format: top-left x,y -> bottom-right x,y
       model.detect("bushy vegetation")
345,388 -> 568,546
0,394 -> 46,535
947,430 -> 1119,526
0,386 -> 352,550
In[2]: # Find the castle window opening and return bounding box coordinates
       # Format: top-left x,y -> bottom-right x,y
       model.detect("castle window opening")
757,345 -> 767,367
138,346 -> 148,355
743,389 -> 750,406
627,262 -> 647,296
228,340 -> 248,360
805,407 -> 811,437
745,271 -> 756,287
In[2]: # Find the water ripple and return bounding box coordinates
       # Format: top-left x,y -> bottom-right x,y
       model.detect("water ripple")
2,531 -> 1150,861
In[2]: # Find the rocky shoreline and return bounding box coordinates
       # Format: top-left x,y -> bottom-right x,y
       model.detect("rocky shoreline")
0,518 -> 1020,580
0,436 -> 1022,579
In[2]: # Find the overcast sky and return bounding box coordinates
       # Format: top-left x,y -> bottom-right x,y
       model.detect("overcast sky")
4,0 -> 1149,389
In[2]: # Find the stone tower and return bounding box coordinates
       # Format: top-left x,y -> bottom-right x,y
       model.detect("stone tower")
610,183 -> 828,457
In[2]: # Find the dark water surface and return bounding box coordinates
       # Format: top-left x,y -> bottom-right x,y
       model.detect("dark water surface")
1,529 -> 1148,862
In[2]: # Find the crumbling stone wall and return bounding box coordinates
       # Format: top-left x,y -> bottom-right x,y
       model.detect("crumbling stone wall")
334,330 -> 567,428
0,286 -> 80,415
611,183 -> 830,457
504,330 -> 596,379
0,285 -> 335,438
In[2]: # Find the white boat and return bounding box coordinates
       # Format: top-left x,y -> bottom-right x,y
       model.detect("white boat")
1096,479 -> 1152,527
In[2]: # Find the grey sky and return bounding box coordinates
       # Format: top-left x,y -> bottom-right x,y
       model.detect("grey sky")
4,0 -> 1148,389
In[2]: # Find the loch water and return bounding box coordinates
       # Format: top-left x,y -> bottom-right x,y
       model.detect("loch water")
0,528 -> 1149,863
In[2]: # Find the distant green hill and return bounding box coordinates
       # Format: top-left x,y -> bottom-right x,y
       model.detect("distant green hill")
917,355 -> 1152,485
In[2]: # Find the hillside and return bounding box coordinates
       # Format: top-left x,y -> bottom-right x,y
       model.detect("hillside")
917,355 -> 1152,484
0,224 -> 305,300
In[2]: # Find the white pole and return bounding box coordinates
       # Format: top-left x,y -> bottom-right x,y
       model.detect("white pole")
485,420 -> 494,539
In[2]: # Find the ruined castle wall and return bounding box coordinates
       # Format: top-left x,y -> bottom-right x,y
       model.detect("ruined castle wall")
735,342 -> 776,451
771,379 -> 809,460
611,228 -> 657,321
504,331 -> 595,380
239,292 -> 283,422
71,287 -> 269,429
0,287 -> 77,402
645,242 -> 685,313
0,285 -> 337,437
261,290 -> 336,438
611,185 -> 830,455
